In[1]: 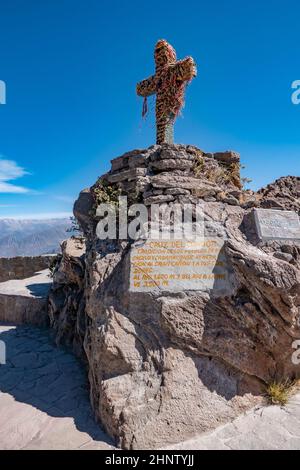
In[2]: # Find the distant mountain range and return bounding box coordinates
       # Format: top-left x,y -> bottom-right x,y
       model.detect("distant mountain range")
0,218 -> 74,257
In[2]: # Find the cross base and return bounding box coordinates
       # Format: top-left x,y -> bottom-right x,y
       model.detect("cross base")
157,113 -> 175,145
163,120 -> 174,145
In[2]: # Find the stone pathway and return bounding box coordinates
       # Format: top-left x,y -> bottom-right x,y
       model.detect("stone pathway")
165,393 -> 300,450
0,270 -> 51,298
1,323 -> 299,450
0,324 -> 114,450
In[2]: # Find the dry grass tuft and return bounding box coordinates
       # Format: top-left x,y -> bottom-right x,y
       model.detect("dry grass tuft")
265,379 -> 298,406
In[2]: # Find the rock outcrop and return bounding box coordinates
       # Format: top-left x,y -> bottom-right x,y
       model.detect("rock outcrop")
257,176 -> 300,213
48,144 -> 300,449
48,237 -> 86,358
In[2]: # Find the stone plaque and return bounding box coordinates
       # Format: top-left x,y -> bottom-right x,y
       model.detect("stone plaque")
129,237 -> 234,296
254,209 -> 300,241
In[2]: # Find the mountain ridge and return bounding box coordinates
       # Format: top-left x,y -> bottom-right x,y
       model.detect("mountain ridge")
0,218 -> 74,257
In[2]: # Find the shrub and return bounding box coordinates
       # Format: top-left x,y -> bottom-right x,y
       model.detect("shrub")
265,379 -> 297,406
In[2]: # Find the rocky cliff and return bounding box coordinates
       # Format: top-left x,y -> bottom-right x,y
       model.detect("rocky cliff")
48,144 -> 300,449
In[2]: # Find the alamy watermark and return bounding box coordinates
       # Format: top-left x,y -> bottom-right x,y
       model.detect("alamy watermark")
291,312 -> 300,365
292,340 -> 300,365
95,197 -> 205,241
291,80 -> 300,105
0,340 -> 6,365
0,80 -> 6,105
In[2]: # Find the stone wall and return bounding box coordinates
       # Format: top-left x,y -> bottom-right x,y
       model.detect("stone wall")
93,145 -> 242,206
0,255 -> 55,282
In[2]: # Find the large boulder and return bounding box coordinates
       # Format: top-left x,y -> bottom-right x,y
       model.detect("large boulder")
48,144 -> 300,449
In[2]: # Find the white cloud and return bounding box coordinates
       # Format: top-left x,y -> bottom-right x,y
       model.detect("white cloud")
0,157 -> 30,193
0,158 -> 28,180
0,182 -> 29,193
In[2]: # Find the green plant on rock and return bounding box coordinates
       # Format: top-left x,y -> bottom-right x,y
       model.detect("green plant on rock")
92,179 -> 121,209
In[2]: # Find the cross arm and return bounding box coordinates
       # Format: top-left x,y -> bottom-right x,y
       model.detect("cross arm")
136,75 -> 156,97
173,57 -> 197,82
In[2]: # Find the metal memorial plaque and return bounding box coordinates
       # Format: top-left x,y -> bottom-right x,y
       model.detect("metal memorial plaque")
129,237 -> 234,296
254,209 -> 300,241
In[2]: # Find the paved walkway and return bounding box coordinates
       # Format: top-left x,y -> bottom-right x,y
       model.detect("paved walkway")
0,323 -> 299,450
0,324 -> 114,450
165,394 -> 300,450
0,270 -> 51,298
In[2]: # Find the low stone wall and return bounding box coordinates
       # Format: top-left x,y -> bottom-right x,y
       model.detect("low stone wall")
0,293 -> 48,326
0,270 -> 51,326
0,255 -> 55,282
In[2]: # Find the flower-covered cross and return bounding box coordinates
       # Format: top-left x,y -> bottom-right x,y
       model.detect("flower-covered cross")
137,40 -> 196,144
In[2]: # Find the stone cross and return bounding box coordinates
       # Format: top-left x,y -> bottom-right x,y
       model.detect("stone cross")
136,40 -> 197,144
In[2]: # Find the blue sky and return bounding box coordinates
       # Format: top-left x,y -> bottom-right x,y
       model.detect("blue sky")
0,0 -> 299,219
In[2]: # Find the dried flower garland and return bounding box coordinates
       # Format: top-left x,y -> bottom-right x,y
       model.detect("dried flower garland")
137,39 -> 197,144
